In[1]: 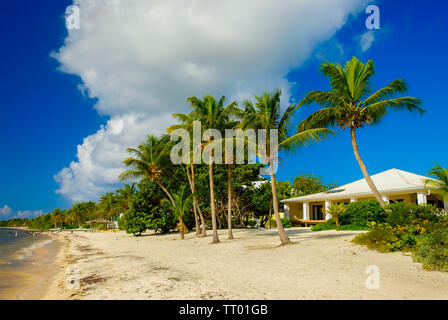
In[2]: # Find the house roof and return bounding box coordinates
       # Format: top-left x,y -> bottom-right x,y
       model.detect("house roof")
282,168 -> 437,203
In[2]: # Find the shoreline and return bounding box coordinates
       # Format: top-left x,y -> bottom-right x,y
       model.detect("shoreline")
38,228 -> 448,300
0,232 -> 66,300
20,236 -> 66,300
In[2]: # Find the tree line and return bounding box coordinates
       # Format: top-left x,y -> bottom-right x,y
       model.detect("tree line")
1,57 -> 424,245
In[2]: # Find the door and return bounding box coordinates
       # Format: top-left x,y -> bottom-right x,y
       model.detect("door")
312,205 -> 324,220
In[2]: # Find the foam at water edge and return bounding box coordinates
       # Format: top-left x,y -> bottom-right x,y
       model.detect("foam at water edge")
14,239 -> 53,261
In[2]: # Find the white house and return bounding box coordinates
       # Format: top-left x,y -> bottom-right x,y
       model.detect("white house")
281,168 -> 447,226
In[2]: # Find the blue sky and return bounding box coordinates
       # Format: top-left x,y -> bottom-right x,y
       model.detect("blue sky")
1,0 -> 447,219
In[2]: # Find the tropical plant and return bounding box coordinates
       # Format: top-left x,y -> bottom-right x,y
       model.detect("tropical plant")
425,164 -> 448,202
414,229 -> 448,272
117,183 -> 137,214
168,114 -> 207,236
122,180 -> 177,236
51,208 -> 64,228
291,174 -> 337,196
298,57 -> 424,207
97,193 -> 120,221
182,95 -> 239,243
325,203 -> 346,229
164,185 -> 192,239
119,135 -> 176,208
340,199 -> 387,227
241,89 -> 334,244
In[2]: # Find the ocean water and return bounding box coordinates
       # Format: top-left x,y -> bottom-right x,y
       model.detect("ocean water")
0,228 -> 61,299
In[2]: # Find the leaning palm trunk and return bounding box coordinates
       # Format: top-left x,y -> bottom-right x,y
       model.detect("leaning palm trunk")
209,159 -> 219,243
155,180 -> 176,207
350,127 -> 386,207
191,164 -> 206,236
227,164 -> 234,239
185,164 -> 201,235
269,164 -> 291,245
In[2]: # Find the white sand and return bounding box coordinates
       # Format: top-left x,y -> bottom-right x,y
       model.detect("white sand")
43,228 -> 448,300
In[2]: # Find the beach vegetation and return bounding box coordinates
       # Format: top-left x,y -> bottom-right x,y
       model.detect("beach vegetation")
325,203 -> 346,229
353,203 -> 448,271
240,89 -> 334,244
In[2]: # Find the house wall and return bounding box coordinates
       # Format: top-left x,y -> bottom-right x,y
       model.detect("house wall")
288,203 -> 303,222
285,191 -> 440,222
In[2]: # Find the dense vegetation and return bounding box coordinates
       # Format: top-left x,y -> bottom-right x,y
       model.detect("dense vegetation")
0,170 -> 330,234
352,202 -> 448,271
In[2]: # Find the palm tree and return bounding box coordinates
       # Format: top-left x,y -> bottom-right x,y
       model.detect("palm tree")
185,95 -> 239,243
168,116 -> 207,236
117,183 -> 137,213
119,135 -> 176,208
97,193 -> 119,221
298,57 -> 424,207
51,209 -> 64,228
241,89 -> 334,245
164,185 -> 192,239
325,203 -> 346,229
71,203 -> 85,227
64,208 -> 78,227
426,164 -> 448,203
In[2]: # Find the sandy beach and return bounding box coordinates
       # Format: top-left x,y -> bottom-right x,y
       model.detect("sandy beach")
39,228 -> 448,300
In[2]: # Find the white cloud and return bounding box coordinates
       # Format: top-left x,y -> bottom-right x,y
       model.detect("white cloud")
15,210 -> 44,219
54,0 -> 368,202
54,113 -> 173,202
0,205 -> 12,216
360,31 -> 375,52
0,205 -> 44,220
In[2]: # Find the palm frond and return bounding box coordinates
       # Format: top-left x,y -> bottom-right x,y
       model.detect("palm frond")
280,128 -> 336,153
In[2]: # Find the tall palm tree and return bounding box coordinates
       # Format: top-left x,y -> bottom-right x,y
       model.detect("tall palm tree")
119,135 -> 176,207
298,57 -> 424,207
426,164 -> 448,202
168,116 -> 207,236
223,118 -> 243,240
186,95 -> 239,243
242,90 -> 334,245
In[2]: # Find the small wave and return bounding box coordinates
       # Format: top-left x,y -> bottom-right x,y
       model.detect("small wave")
14,239 -> 53,261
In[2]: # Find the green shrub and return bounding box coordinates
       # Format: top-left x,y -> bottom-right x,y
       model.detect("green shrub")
340,199 -> 387,227
311,219 -> 336,231
386,202 -> 440,226
311,219 -> 367,231
281,218 -> 291,228
118,214 -> 127,231
246,219 -> 257,228
121,209 -> 148,236
352,221 -> 432,252
338,224 -> 369,230
266,217 -> 291,228
413,229 -> 448,272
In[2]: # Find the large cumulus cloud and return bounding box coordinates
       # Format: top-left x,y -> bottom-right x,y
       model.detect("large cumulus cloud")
54,0 -> 368,202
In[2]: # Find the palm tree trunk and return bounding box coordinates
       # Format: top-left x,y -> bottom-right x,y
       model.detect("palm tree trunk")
191,164 -> 207,236
155,180 -> 176,208
269,165 -> 291,245
179,214 -> 185,240
185,164 -> 201,235
350,127 -> 386,207
209,159 -> 219,243
227,164 -> 234,239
